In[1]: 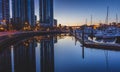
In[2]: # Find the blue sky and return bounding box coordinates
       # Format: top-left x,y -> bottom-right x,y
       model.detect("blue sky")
11,0 -> 120,26
53,0 -> 120,25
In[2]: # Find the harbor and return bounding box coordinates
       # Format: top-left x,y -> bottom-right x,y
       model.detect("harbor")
0,0 -> 120,72
73,24 -> 120,51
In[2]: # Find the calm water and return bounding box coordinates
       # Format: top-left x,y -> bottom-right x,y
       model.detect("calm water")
0,34 -> 120,72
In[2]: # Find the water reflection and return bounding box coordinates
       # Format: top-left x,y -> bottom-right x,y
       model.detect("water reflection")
82,45 -> 84,59
0,46 -> 11,72
13,38 -> 36,72
0,34 -> 58,72
0,34 -> 120,72
11,46 -> 14,72
35,43 -> 40,72
40,36 -> 54,72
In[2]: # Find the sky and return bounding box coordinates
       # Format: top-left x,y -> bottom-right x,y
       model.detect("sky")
53,0 -> 120,26
11,0 -> 120,26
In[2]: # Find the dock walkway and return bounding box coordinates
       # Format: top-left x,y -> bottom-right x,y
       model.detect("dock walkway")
73,32 -> 120,51
0,31 -> 65,46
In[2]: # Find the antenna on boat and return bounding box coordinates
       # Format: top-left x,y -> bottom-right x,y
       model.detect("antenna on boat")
105,6 -> 109,24
91,14 -> 93,25
85,18 -> 87,25
116,13 -> 118,24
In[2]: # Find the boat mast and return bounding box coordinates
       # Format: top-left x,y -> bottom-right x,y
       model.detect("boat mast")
91,14 -> 93,25
105,6 -> 109,24
86,18 -> 87,25
90,14 -> 94,40
85,18 -> 87,25
116,14 -> 118,24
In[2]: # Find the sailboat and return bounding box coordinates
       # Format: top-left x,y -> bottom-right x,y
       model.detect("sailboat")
115,14 -> 120,37
95,6 -> 117,39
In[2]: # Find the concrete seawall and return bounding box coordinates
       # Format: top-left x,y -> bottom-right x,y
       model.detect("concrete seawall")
0,31 -> 65,48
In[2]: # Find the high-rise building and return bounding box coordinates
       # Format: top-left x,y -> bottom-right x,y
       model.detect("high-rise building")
39,0 -> 54,27
54,19 -> 57,27
0,0 -> 10,24
12,0 -> 35,30
34,15 -> 37,24
0,0 -> 2,23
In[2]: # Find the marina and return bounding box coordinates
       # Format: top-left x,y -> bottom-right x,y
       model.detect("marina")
0,0 -> 120,72
73,26 -> 120,51
0,34 -> 120,72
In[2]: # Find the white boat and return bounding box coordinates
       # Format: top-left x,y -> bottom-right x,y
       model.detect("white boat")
95,30 -> 103,39
95,27 -> 117,39
115,28 -> 120,37
103,27 -> 117,38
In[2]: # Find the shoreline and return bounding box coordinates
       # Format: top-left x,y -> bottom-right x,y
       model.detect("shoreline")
0,31 -> 67,47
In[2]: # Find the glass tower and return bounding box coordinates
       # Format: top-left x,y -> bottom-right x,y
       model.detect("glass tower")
39,0 -> 54,27
0,0 -> 2,22
0,0 -> 10,24
12,0 -> 35,30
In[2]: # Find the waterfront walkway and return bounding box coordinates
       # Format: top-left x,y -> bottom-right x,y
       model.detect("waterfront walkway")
0,30 -> 65,37
0,31 -> 66,47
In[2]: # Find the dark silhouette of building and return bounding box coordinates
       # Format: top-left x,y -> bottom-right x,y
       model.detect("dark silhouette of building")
12,0 -> 35,30
54,19 -> 57,27
39,0 -> 54,28
35,15 -> 37,24
0,0 -> 10,25
0,0 -> 2,22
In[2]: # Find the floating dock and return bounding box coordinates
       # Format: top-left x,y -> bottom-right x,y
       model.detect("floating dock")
73,32 -> 120,51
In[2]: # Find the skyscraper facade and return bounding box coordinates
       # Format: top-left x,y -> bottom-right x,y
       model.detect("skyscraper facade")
0,0 -> 10,24
54,19 -> 57,27
12,0 -> 35,30
0,0 -> 2,22
39,0 -> 54,27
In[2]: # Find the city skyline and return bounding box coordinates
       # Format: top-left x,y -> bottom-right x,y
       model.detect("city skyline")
40,0 -> 120,26
12,0 -> 35,30
0,0 -> 10,24
39,0 -> 54,27
10,0 -> 120,26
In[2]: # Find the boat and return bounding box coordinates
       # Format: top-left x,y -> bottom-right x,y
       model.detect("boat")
115,28 -> 120,37
103,27 -> 117,38
95,30 -> 104,39
95,27 -> 117,39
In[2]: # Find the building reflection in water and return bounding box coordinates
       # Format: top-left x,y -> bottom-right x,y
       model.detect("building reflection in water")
13,39 -> 37,72
0,35 -> 57,72
40,35 -> 54,72
11,46 -> 14,72
0,47 -> 11,72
